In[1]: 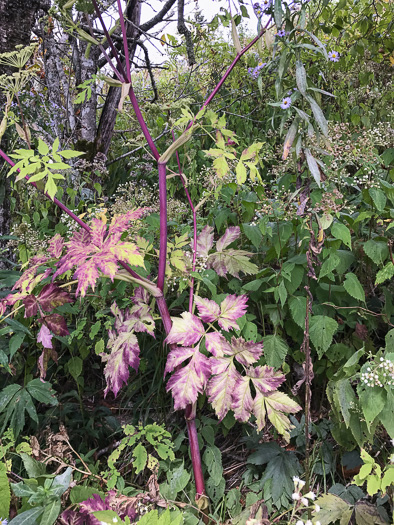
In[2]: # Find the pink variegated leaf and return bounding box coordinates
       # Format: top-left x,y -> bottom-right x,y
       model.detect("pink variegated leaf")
216,226 -> 240,252
41,313 -> 69,336
230,336 -> 263,365
4,292 -> 28,306
126,304 -> 155,337
74,258 -> 100,297
166,348 -> 211,410
208,249 -> 258,278
38,347 -> 58,380
164,347 -> 195,376
12,255 -> 49,292
231,375 -> 253,422
103,330 -> 140,397
90,217 -> 107,248
37,284 -> 73,312
94,253 -> 119,280
0,300 -> 6,316
48,234 -> 64,258
207,358 -> 240,420
23,295 -> 39,317
218,294 -> 248,331
108,209 -> 146,241
132,286 -> 150,305
205,332 -> 231,357
248,365 -> 286,394
253,389 -> 300,434
37,324 -> 53,349
109,242 -> 144,267
194,296 -> 220,323
196,225 -> 214,258
166,312 -> 205,346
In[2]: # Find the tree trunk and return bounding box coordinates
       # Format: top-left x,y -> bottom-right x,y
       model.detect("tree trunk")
95,0 -> 141,157
0,0 -> 49,268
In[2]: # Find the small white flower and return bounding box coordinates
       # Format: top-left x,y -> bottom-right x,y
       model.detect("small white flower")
316,521 -> 321,525
305,520 -> 313,525
296,521 -> 304,525
301,497 -> 309,506
292,492 -> 301,500
315,504 -> 321,513
305,491 -> 316,500
112,519 -> 118,524
390,438 -> 394,446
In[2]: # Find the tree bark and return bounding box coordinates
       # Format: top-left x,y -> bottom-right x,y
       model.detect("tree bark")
0,0 -> 50,268
94,0 -> 141,157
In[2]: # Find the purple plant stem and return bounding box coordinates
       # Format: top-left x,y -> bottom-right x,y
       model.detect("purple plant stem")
185,403 -> 206,499
116,0 -> 131,82
172,131 -> 197,313
127,86 -> 160,161
157,162 -> 168,291
0,148 -> 146,283
91,0 -> 127,80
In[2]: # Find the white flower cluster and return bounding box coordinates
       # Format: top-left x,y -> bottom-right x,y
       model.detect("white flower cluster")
292,477 -> 321,524
361,358 -> 394,388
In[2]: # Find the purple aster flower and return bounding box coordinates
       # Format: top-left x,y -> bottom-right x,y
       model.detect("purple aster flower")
276,30 -> 287,37
280,97 -> 292,109
0,519 -> 8,525
261,0 -> 272,10
328,50 -> 340,62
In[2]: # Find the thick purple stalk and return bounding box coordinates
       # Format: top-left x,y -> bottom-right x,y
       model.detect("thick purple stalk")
172,131 -> 197,312
185,404 -> 206,499
127,86 -> 160,160
91,0 -> 127,80
116,0 -> 131,82
157,162 -> 168,291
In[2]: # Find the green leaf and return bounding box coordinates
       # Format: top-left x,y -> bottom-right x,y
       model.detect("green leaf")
58,149 -> 84,159
355,502 -> 387,525
309,316 -> 338,359
168,464 -> 190,495
9,333 -> 25,359
203,446 -> 223,485
305,94 -> 328,136
363,240 -> 388,265
375,262 -> 394,285
137,510 -> 159,525
334,379 -> 357,428
263,334 -> 289,368
45,175 -> 58,201
331,222 -> 352,249
305,148 -> 321,187
51,467 -> 72,497
242,223 -> 262,249
386,329 -> 394,351
369,188 -> 386,212
20,453 -> 46,478
260,449 -> 301,505
319,253 -> 340,279
133,443 -> 147,474
26,379 -> 57,405
92,510 -> 122,524
67,356 -> 83,381
0,462 -> 10,519
359,387 -> 386,430
8,506 -> 44,525
40,499 -> 61,525
37,139 -> 49,156
288,296 -> 306,328
273,0 -> 282,28
343,273 -> 365,302
313,493 -> 352,525
295,60 -> 307,95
